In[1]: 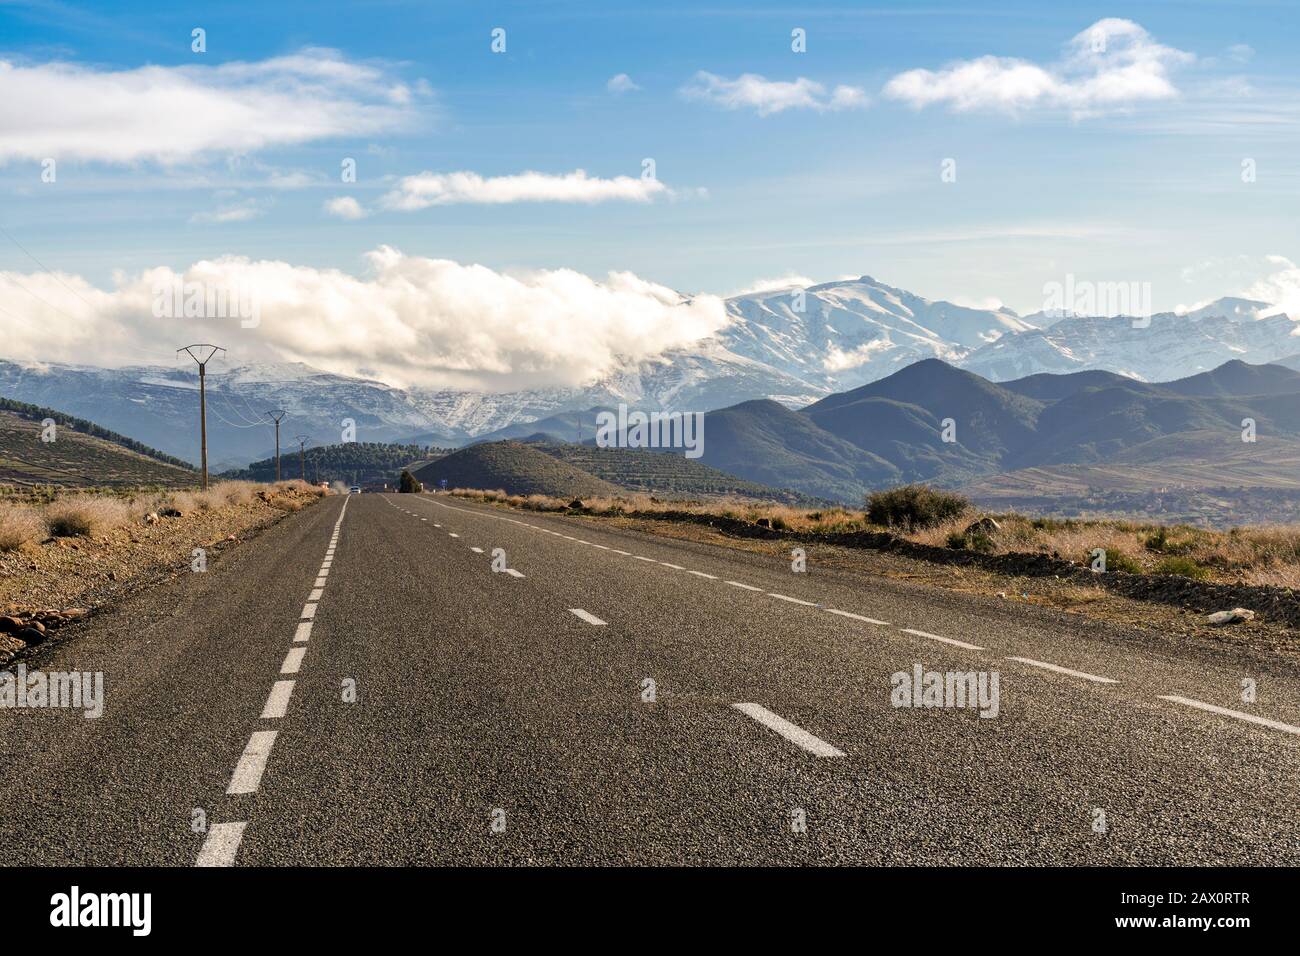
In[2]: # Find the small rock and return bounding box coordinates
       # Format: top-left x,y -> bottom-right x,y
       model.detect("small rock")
568,499 -> 584,510
16,626 -> 45,645
144,512 -> 160,525
757,518 -> 772,529
964,516 -> 1001,536
0,615 -> 22,633
1206,608 -> 1255,626
996,591 -> 1007,599
159,507 -> 182,518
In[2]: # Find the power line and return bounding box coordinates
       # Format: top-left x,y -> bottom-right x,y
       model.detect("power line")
177,344 -> 225,490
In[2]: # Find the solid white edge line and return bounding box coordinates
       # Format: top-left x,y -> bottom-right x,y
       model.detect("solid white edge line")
503,568 -> 525,578
686,570 -> 718,579
732,703 -> 845,758
227,730 -> 279,795
568,609 -> 607,626
901,628 -> 985,651
260,680 -> 295,719
726,581 -> 762,591
281,646 -> 307,675
1006,656 -> 1117,684
195,821 -> 248,867
1158,695 -> 1300,736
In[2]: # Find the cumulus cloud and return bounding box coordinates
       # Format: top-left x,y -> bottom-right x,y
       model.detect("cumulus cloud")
0,48 -> 421,164
323,196 -> 367,220
0,248 -> 730,391
379,169 -> 667,210
681,71 -> 869,115
607,73 -> 640,94
884,18 -> 1193,116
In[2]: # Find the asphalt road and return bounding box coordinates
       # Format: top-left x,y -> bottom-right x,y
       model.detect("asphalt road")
1,492 -> 1297,865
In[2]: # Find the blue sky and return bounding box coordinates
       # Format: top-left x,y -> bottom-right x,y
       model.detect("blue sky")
0,0 -> 1297,384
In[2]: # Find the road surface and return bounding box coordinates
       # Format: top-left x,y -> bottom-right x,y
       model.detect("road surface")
1,492 -> 1297,865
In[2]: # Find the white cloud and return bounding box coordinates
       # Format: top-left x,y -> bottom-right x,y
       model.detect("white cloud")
323,196 -> 366,220
1242,255 -> 1300,319
191,198 -> 267,224
728,275 -> 817,297
884,19 -> 1193,116
681,71 -> 869,116
380,169 -> 667,210
0,248 -> 730,391
0,48 -> 422,164
607,73 -> 640,94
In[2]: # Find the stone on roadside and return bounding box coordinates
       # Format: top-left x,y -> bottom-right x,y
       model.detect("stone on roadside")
1206,608 -> 1255,626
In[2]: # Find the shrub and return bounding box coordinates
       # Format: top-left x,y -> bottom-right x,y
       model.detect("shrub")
45,495 -> 131,537
398,470 -> 423,494
1090,548 -> 1142,574
1154,556 -> 1210,580
0,504 -> 44,551
865,484 -> 969,530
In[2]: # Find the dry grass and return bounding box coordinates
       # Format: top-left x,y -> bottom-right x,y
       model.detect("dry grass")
447,486 -> 1300,587
0,503 -> 45,551
44,495 -> 133,537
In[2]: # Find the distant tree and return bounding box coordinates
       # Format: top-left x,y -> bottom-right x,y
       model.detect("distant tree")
399,469 -> 423,494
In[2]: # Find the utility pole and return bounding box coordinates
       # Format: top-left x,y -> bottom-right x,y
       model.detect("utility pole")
268,410 -> 286,482
177,344 -> 225,490
294,435 -> 309,481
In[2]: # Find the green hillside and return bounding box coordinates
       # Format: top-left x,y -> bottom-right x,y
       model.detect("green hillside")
528,438 -> 827,505
0,403 -> 197,489
222,442 -> 449,485
412,441 -> 623,498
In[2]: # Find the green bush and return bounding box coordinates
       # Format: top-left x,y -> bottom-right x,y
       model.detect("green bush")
1154,556 -> 1209,579
865,484 -> 969,530
1089,548 -> 1143,574
398,470 -> 423,494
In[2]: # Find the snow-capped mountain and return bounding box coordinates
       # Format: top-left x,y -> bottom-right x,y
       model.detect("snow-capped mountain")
409,275 -> 1035,434
718,275 -> 1035,391
3,277 -> 1296,467
961,309 -> 1300,382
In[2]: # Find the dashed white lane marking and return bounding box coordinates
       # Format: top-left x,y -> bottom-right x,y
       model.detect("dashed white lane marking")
726,580 -> 763,591
260,680 -> 295,719
227,730 -> 279,795
421,518 -> 428,521
293,622 -> 313,643
434,523 -> 441,527
769,592 -> 818,607
280,647 -> 307,675
502,568 -> 525,578
308,588 -> 324,601
1158,696 -> 1300,736
732,703 -> 845,758
314,577 -> 327,587
1006,656 -> 1116,684
901,628 -> 984,651
195,821 -> 247,867
300,603 -> 317,620
687,570 -> 718,579
448,533 -> 460,538
470,547 -> 484,553
825,608 -> 890,626
568,609 -> 607,626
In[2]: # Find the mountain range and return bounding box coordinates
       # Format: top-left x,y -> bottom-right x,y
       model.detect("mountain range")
0,274 -> 1296,469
